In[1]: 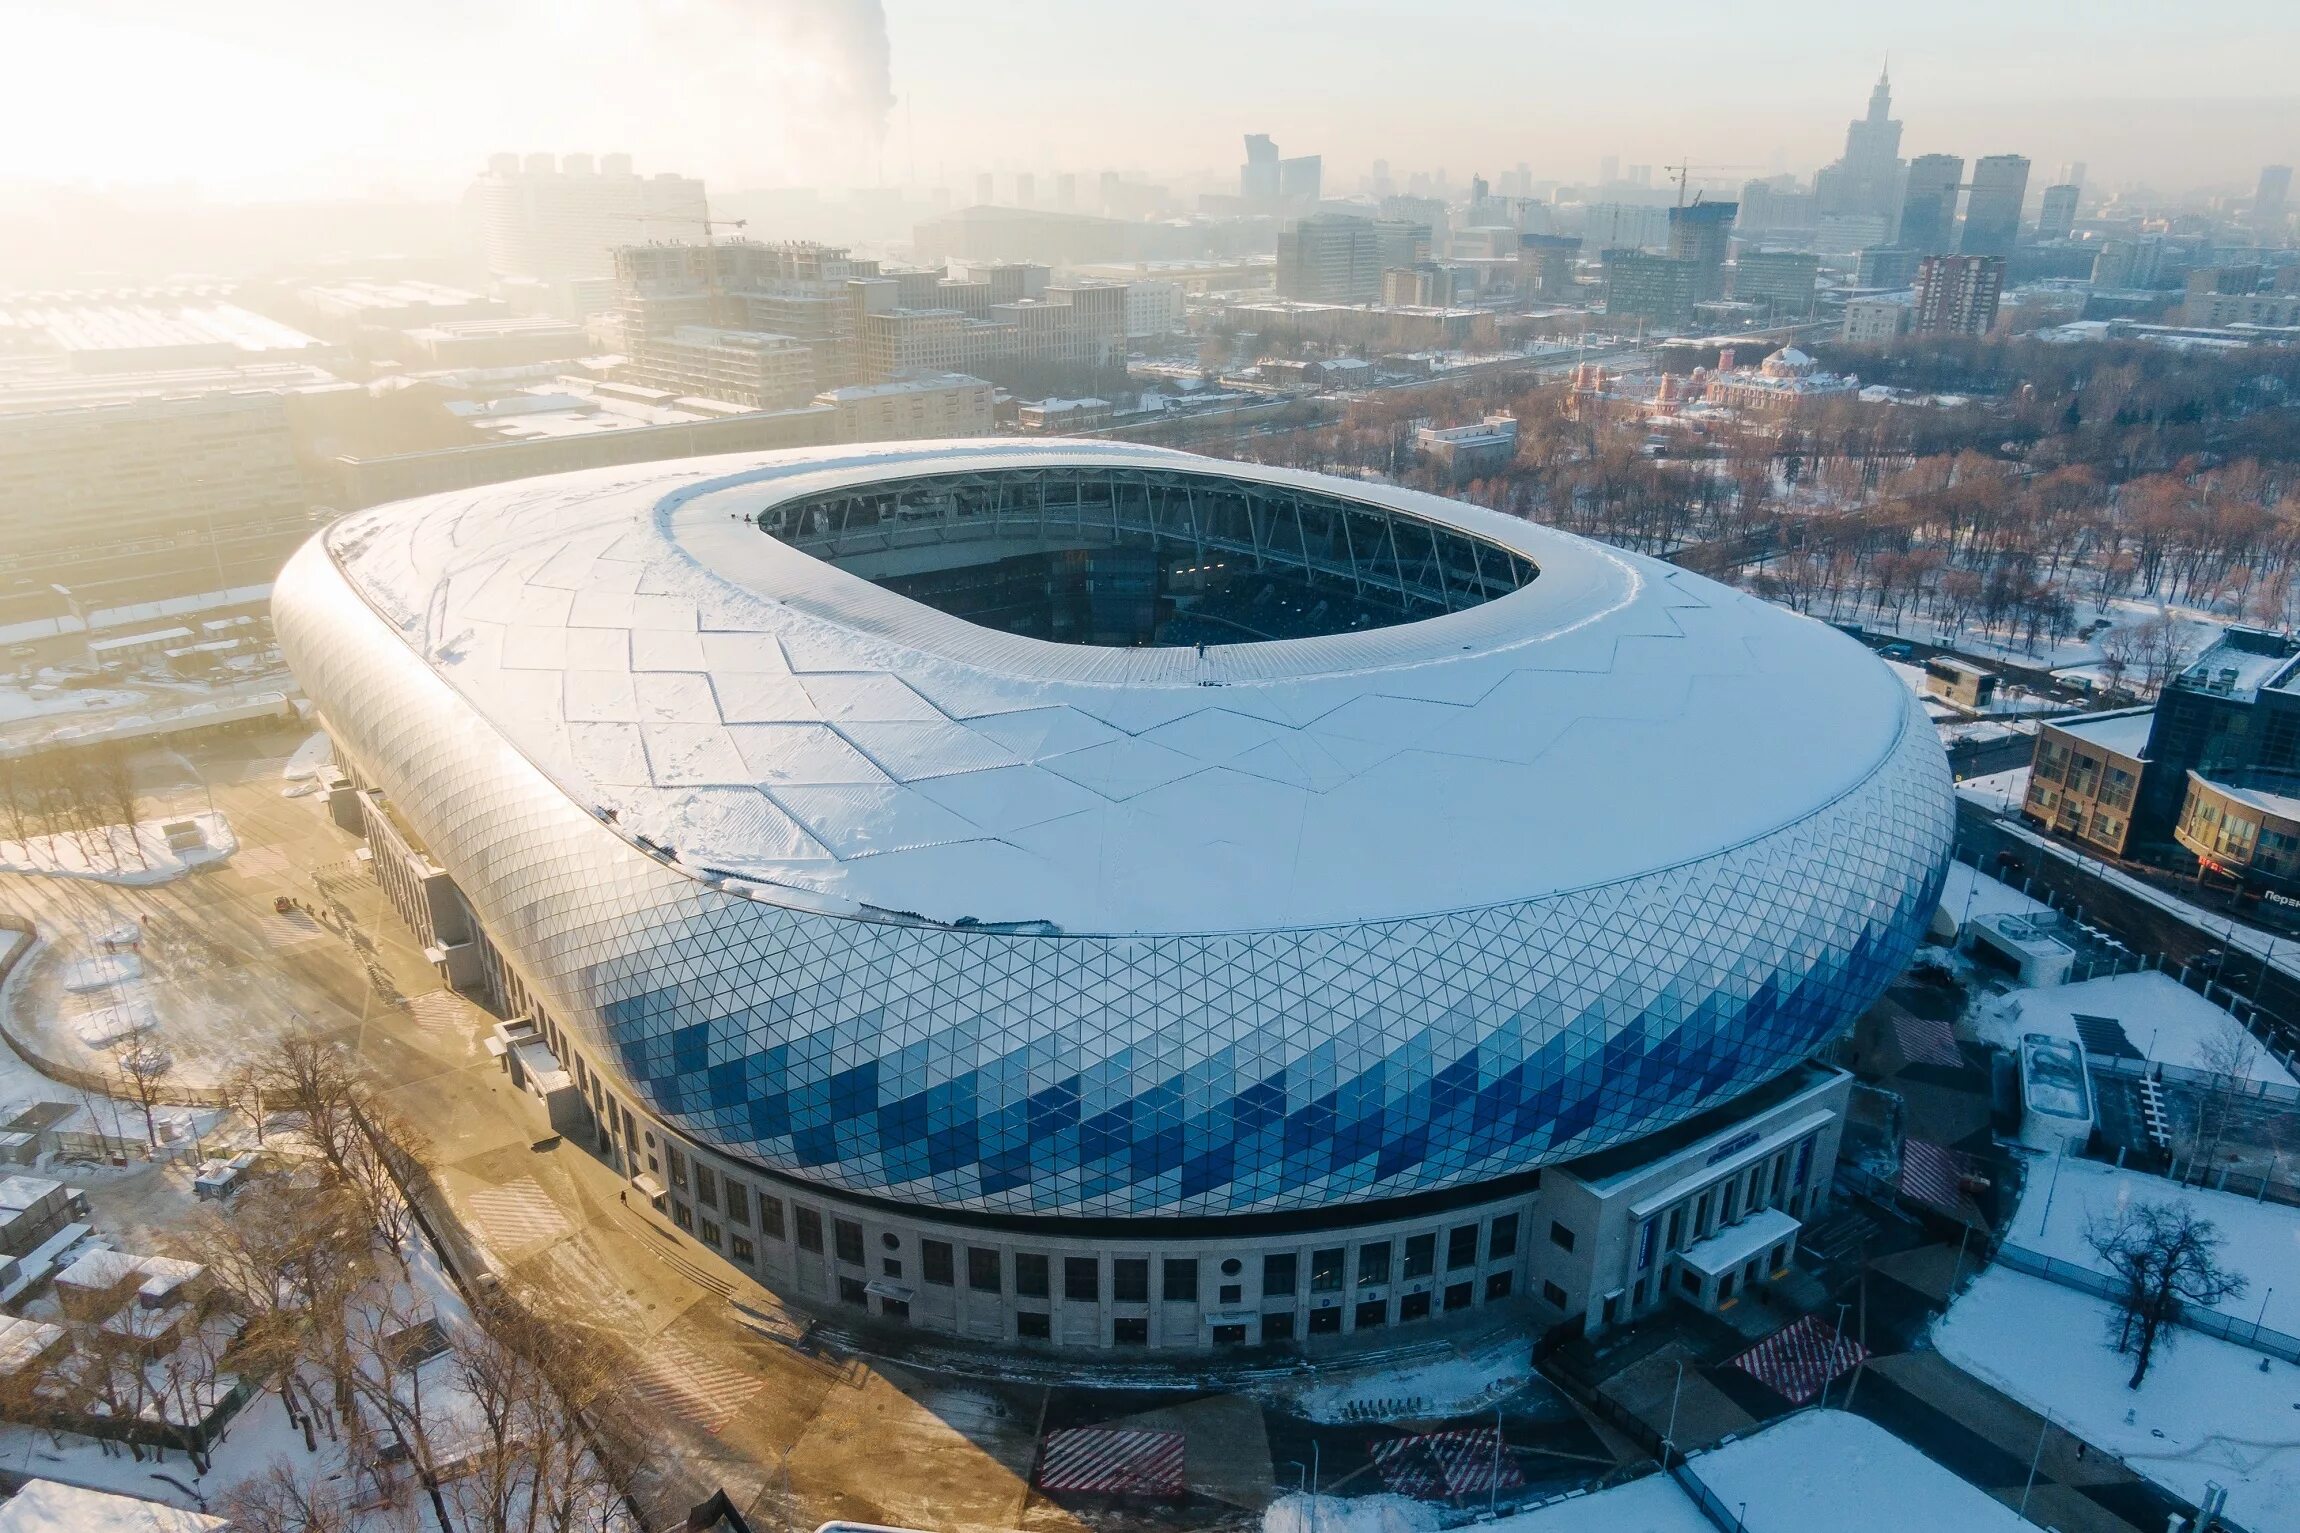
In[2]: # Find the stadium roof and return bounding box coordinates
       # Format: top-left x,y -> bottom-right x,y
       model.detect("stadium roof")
324,440 -> 1913,936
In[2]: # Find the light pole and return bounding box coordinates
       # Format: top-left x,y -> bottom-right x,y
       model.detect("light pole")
2254,1286 -> 2275,1344
1489,1403 -> 1502,1515
1664,1358 -> 1686,1464
2040,1141 -> 2066,1238
2019,1410 -> 2050,1517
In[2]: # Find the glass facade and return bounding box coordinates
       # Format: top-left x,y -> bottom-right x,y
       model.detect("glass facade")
274,448 -> 1954,1226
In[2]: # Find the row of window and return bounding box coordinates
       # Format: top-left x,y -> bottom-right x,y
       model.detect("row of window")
830,1271 -> 1520,1345
1632,1137 -> 1814,1281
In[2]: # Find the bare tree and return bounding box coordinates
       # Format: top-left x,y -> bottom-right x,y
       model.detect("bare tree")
2084,1199 -> 2248,1388
217,1462 -> 370,1533
113,1041 -> 172,1151
86,742 -> 147,872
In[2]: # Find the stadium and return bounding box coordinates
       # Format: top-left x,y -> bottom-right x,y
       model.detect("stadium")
274,440 -> 1954,1351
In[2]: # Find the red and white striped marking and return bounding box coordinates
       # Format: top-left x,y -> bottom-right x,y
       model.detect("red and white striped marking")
621,1331 -> 763,1434
1897,1138 -> 1984,1222
1730,1314 -> 1867,1405
1370,1426 -> 1522,1500
1036,1427 -> 1185,1495
1891,1012 -> 1963,1069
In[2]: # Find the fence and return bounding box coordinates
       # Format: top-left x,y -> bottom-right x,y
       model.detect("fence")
1995,1240 -> 2300,1366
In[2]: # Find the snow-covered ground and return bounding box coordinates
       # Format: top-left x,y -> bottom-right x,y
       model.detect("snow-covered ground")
1937,1266 -> 2300,1531
0,811 -> 235,886
1284,1411 -> 2034,1533
1470,1475 -> 1711,1533
1966,971 -> 2298,1086
1955,767 -> 2030,814
2006,1157 -> 2300,1339
1263,1492 -> 1441,1533
1938,861 -> 2052,929
1691,1410 -> 2032,1532
280,730 -> 332,781
1282,1336 -> 1530,1423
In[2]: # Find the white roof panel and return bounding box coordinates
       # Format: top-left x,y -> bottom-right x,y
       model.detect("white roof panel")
320,440 -> 1920,936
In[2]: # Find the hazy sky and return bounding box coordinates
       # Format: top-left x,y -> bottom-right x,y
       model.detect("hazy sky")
2,0 -> 2293,201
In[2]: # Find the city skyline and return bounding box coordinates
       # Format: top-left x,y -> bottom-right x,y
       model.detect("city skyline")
0,0 -> 2293,201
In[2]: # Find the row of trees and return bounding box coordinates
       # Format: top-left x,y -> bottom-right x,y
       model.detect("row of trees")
1,1038 -> 637,1532
0,740 -> 151,873
1201,333 -> 2300,666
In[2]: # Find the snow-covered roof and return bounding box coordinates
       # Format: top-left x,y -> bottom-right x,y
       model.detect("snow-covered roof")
2049,707 -> 2152,759
319,440 -> 1921,936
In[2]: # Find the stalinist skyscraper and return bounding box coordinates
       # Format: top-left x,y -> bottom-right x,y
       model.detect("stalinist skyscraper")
1814,67 -> 1904,222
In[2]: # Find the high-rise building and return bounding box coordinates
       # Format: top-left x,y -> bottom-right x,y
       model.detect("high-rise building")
1599,155 -> 1620,186
1280,155 -> 1323,206
1602,250 -> 1699,332
975,172 -> 994,206
1056,173 -> 1076,210
1275,213 -> 1382,303
472,153 -> 708,289
1732,251 -> 1822,316
1959,155 -> 2030,257
1014,172 -> 1035,208
1738,176 -> 1817,235
2258,165 -> 2294,228
1894,154 -> 1964,254
1242,134 -> 1281,209
1911,254 -> 2004,336
1814,67 -> 1904,221
1373,218 -> 1434,271
2037,183 -> 2080,242
1666,199 -> 1738,304
1517,234 -> 1583,301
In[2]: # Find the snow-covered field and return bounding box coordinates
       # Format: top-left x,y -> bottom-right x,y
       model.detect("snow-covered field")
1937,1267 -> 2300,1531
1283,1336 -> 1531,1423
1965,970 -> 2298,1086
0,811 -> 235,886
2006,1157 -> 2300,1340
1954,767 -> 2030,814
1938,861 -> 2052,929
1692,1410 -> 2032,1532
1270,1411 -> 2033,1533
1470,1474 -> 1711,1533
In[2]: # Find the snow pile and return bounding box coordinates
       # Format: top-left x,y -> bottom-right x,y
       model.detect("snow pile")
0,810 -> 235,886
1479,1475 -> 1710,1532
280,730 -> 334,781
66,991 -> 157,1048
1690,1410 -> 2033,1531
1264,1492 -> 1440,1533
1937,1267 -> 2300,1531
1967,971 -> 2298,1086
58,952 -> 141,993
1285,1337 -> 1530,1423
2007,1158 -> 2300,1338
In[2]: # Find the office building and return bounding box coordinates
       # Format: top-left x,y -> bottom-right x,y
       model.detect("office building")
811,373 -> 995,442
1895,154 -> 1965,254
1602,251 -> 1699,332
1911,255 -> 2005,336
1517,234 -> 1583,301
1666,200 -> 1738,304
1280,155 -> 1323,206
1959,155 -> 2030,258
472,153 -> 708,290
1737,177 -> 1817,236
275,441 -> 1952,1351
1242,134 -> 1281,210
1842,294 -> 1913,345
2257,166 -> 2293,228
2181,268 -> 2300,328
1277,214 -> 1382,303
2037,183 -> 2080,242
1814,68 -> 1904,221
1731,251 -> 1821,316
2025,710 -> 2154,858
621,327 -> 818,410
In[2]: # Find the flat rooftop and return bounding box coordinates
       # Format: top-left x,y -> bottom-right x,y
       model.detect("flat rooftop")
2050,707 -> 2153,759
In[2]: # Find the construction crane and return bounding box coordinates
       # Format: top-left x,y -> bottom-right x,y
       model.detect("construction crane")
1663,163 -> 1759,208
